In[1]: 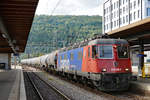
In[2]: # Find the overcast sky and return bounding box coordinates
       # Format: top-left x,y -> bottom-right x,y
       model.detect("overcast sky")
35,0 -> 104,16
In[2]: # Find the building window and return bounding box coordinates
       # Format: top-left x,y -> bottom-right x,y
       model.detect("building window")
130,3 -> 132,10
114,21 -> 116,27
134,12 -> 136,20
138,10 -> 140,18
123,16 -> 125,24
111,4 -> 113,11
123,0 -> 125,4
134,1 -> 136,9
147,8 -> 150,16
114,3 -> 115,9
114,12 -> 116,18
117,1 -> 119,8
120,0 -> 122,6
112,22 -> 113,28
117,19 -> 119,26
148,0 -> 150,5
117,10 -> 119,17
109,6 -> 111,12
126,5 -> 128,13
126,15 -> 128,22
120,18 -> 122,25
106,25 -> 108,30
112,13 -> 113,19
126,0 -> 128,3
123,7 -> 125,14
138,0 -> 140,5
107,16 -> 108,22
130,13 -> 132,21
107,8 -> 108,13
120,8 -> 122,15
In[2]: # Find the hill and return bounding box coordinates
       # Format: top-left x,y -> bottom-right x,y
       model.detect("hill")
21,15 -> 102,59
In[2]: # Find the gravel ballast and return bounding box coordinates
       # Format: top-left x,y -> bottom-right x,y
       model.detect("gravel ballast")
31,69 -> 111,100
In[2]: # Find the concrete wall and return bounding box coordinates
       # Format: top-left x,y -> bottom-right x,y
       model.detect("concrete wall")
0,53 -> 11,69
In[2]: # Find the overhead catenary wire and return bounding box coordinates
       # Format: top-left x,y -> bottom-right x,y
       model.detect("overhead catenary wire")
45,0 -> 62,16
49,0 -> 62,16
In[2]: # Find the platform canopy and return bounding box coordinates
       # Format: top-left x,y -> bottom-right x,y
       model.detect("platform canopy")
0,0 -> 39,53
108,17 -> 150,46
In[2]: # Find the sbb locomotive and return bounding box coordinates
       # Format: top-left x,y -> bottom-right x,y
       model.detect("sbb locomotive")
21,38 -> 132,91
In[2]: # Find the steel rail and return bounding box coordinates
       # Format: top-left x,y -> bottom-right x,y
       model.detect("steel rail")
32,72 -> 71,100
26,72 -> 44,100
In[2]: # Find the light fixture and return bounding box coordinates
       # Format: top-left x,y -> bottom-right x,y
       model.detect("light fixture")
125,68 -> 129,71
2,33 -> 6,38
102,68 -> 107,72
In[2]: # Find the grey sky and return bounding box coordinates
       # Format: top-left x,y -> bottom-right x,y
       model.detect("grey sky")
35,0 -> 104,16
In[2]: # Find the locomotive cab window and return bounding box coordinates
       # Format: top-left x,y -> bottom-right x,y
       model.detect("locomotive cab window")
88,47 -> 90,58
117,45 -> 128,58
92,45 -> 98,58
99,45 -> 113,59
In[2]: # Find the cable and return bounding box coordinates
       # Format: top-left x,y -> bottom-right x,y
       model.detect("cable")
50,0 -> 62,16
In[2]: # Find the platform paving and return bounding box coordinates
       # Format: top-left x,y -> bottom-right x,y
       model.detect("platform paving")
0,66 -> 26,100
130,77 -> 150,96
0,70 -> 19,100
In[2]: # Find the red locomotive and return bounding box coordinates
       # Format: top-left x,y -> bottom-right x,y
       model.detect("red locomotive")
80,39 -> 132,91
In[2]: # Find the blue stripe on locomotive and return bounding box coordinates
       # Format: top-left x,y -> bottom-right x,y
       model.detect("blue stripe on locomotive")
58,47 -> 83,71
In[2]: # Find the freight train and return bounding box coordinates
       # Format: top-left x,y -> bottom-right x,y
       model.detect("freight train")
21,38 -> 132,91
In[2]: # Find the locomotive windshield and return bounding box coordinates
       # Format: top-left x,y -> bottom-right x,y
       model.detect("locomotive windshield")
99,45 -> 113,58
117,45 -> 128,58
92,45 -> 113,59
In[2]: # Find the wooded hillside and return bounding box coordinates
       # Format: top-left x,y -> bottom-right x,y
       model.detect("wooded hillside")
22,15 -> 102,59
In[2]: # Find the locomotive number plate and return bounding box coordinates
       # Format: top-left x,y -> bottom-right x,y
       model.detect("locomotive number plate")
111,68 -> 121,71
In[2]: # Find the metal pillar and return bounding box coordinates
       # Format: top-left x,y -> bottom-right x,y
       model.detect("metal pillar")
138,39 -> 144,77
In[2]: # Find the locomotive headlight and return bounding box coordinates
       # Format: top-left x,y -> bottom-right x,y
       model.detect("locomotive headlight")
102,68 -> 107,72
125,68 -> 129,71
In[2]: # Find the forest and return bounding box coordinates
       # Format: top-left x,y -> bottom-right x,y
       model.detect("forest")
21,15 -> 102,59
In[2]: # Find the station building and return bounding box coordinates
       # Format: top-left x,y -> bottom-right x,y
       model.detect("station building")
103,0 -> 150,33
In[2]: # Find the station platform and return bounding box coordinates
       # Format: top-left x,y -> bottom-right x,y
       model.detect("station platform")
0,66 -> 26,100
130,77 -> 150,96
131,66 -> 150,96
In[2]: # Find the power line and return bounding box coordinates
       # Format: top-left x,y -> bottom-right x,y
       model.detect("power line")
50,0 -> 62,16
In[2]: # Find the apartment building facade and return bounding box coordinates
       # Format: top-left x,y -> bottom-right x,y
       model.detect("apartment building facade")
103,0 -> 150,33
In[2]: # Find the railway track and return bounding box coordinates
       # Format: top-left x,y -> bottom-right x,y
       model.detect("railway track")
24,67 -> 149,100
24,71 -> 42,100
44,70 -> 148,100
24,70 -> 71,100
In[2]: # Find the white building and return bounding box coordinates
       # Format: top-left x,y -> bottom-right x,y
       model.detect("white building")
103,0 -> 150,33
